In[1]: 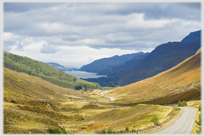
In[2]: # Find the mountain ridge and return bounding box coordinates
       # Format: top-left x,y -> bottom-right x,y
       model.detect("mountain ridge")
79,52 -> 143,73
106,47 -> 201,105
85,30 -> 201,86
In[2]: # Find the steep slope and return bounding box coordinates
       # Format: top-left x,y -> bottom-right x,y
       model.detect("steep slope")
4,68 -> 82,105
79,52 -> 141,73
117,37 -> 200,85
46,62 -> 66,71
86,30 -> 201,86
4,51 -> 99,90
98,52 -> 149,76
4,68 -> 85,133
106,48 -> 201,105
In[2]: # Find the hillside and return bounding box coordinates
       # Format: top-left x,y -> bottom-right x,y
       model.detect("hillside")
4,51 -> 99,90
86,30 -> 201,86
3,67 -> 174,134
79,52 -> 141,73
105,48 -> 201,105
98,52 -> 149,76
4,67 -> 83,105
3,67 -> 91,134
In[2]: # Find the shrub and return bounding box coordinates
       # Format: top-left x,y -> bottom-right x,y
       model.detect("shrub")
125,127 -> 129,132
47,128 -> 61,134
178,101 -> 182,107
196,113 -> 201,134
174,107 -> 180,111
182,101 -> 187,106
61,128 -> 67,134
198,104 -> 201,111
73,114 -> 83,121
102,128 -> 106,133
107,128 -> 115,134
178,101 -> 187,107
131,128 -> 137,133
151,114 -> 159,126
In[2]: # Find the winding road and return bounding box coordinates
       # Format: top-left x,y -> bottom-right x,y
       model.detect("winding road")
100,90 -> 115,102
152,107 -> 196,134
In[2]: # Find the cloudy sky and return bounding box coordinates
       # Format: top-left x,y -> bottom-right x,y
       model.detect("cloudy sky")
3,2 -> 201,67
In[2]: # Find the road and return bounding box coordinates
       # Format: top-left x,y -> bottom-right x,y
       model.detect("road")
100,90 -> 115,102
152,107 -> 196,134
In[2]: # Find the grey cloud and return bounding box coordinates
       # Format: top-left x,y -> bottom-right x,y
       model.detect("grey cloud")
4,3 -> 62,13
3,2 -> 201,52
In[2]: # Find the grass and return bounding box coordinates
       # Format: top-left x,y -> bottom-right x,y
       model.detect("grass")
4,68 -> 83,105
3,49 -> 201,134
188,100 -> 201,134
82,104 -> 171,133
105,48 -> 201,105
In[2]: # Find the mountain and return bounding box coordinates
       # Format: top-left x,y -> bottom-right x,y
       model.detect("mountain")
105,48 -> 201,106
46,62 -> 66,71
4,51 -> 100,90
64,65 -> 80,71
79,52 -> 141,73
86,30 -> 201,86
181,30 -> 201,43
98,52 -> 149,76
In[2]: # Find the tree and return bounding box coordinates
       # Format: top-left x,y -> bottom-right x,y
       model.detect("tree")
182,101 -> 187,106
178,101 -> 187,107
178,101 -> 182,107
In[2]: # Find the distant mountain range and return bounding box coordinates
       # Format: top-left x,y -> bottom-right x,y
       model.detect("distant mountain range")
79,52 -> 142,73
85,30 -> 201,86
98,52 -> 149,76
46,62 -> 78,71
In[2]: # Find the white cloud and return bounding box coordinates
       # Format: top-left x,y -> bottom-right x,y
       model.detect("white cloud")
3,32 -> 20,41
82,38 -> 105,46
126,13 -> 175,30
38,22 -> 69,34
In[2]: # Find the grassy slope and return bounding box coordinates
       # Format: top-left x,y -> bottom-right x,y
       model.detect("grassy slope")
186,100 -> 201,134
3,68 -> 182,134
4,68 -> 82,104
3,68 -> 117,134
83,104 -> 173,133
3,67 -> 87,134
106,48 -> 201,105
4,51 -> 99,90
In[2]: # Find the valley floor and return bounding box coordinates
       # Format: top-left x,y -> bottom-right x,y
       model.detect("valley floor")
4,87 -> 200,134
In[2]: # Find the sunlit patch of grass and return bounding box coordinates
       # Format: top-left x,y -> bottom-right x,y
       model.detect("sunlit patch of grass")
83,104 -> 171,133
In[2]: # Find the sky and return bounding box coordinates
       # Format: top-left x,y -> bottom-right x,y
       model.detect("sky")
3,2 -> 201,68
